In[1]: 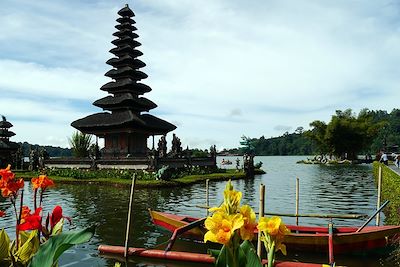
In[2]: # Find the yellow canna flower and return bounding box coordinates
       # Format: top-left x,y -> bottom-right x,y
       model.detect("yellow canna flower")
239,205 -> 257,241
257,216 -> 282,236
204,211 -> 244,245
278,221 -> 291,236
223,180 -> 242,214
276,242 -> 287,255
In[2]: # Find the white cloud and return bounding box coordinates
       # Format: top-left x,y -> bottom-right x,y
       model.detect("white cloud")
2,0 -> 400,150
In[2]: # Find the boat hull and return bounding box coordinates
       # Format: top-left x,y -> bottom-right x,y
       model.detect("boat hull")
98,245 -> 331,267
149,210 -> 400,255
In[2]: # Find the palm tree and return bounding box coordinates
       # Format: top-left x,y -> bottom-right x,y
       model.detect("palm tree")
68,131 -> 93,158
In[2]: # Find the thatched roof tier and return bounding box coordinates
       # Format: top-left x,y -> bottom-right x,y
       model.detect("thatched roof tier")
111,36 -> 140,46
106,56 -> 146,68
0,129 -> 15,137
109,45 -> 143,57
118,5 -> 135,17
116,17 -> 135,24
105,67 -> 148,80
0,120 -> 12,128
100,79 -> 151,94
113,28 -> 138,38
93,94 -> 157,111
115,22 -> 137,31
72,110 -> 176,135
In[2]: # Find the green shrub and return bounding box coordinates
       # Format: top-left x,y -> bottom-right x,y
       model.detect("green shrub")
372,162 -> 400,225
44,168 -> 155,180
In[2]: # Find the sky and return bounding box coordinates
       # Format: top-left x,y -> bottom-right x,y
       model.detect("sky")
1,0 -> 400,150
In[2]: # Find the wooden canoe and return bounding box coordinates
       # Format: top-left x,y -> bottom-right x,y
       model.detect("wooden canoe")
98,245 -> 333,267
149,209 -> 400,255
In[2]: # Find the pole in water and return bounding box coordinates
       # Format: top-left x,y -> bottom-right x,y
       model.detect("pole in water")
124,174 -> 137,258
376,165 -> 382,226
295,177 -> 299,226
328,221 -> 334,265
257,184 -> 265,257
357,200 -> 389,233
206,179 -> 210,217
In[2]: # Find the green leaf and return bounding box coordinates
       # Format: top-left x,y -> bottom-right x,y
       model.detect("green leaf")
238,246 -> 247,267
240,240 -> 263,267
29,225 -> 95,267
19,231 -> 30,246
207,248 -> 221,259
51,218 -> 64,236
0,229 -> 10,260
215,245 -> 227,267
14,230 -> 39,265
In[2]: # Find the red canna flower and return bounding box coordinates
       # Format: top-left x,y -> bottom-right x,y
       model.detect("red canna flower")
0,210 -> 5,217
0,178 -> 24,198
31,175 -> 54,191
0,164 -> 15,182
50,205 -> 71,229
20,206 -> 31,223
18,207 -> 42,231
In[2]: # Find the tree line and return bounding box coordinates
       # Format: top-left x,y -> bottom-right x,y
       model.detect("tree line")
221,109 -> 400,158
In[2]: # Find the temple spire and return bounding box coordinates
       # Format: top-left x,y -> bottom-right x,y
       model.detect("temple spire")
71,5 -> 176,158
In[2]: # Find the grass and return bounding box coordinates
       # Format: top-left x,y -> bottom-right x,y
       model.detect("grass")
14,168 -> 265,189
372,162 -> 400,225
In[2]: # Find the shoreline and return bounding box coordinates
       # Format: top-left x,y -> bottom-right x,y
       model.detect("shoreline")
15,169 -> 266,189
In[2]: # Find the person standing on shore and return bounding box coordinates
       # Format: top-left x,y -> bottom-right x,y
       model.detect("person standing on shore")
380,151 -> 388,166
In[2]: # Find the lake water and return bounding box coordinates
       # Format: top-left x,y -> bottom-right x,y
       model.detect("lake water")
0,156 -> 397,266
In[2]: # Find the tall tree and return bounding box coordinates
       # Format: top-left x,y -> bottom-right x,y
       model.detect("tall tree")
307,109 -> 382,160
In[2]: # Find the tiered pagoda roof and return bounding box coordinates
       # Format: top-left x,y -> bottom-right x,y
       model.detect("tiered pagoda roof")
71,5 -> 176,136
0,116 -> 18,150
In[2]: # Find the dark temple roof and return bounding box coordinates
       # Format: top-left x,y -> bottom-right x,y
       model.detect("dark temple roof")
71,110 -> 176,135
71,4 -> 176,136
93,94 -> 157,111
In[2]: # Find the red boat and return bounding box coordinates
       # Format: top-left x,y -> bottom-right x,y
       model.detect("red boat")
98,245 -> 333,267
149,209 -> 400,255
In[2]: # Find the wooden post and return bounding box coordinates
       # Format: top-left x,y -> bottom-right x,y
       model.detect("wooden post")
124,175 -> 137,258
328,222 -> 334,265
206,179 -> 210,216
257,184 -> 265,257
295,177 -> 299,226
376,165 -> 382,226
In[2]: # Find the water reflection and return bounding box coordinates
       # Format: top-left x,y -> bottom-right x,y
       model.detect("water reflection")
0,156 -> 396,266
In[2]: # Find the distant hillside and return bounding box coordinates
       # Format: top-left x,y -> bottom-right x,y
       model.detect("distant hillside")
19,142 -> 72,157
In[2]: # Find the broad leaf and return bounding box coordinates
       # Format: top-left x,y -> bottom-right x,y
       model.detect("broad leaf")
238,246 -> 247,267
207,248 -> 221,259
215,245 -> 227,267
0,228 -> 10,260
14,230 -> 39,265
19,231 -> 30,246
29,225 -> 95,267
240,240 -> 263,267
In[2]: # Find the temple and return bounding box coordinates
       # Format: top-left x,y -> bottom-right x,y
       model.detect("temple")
0,116 -> 19,167
71,5 -> 176,158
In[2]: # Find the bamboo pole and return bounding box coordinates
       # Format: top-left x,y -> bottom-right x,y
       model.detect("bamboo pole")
376,165 -> 382,226
195,205 -> 366,219
295,177 -> 299,226
257,184 -> 265,257
206,179 -> 210,217
124,174 -> 137,258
